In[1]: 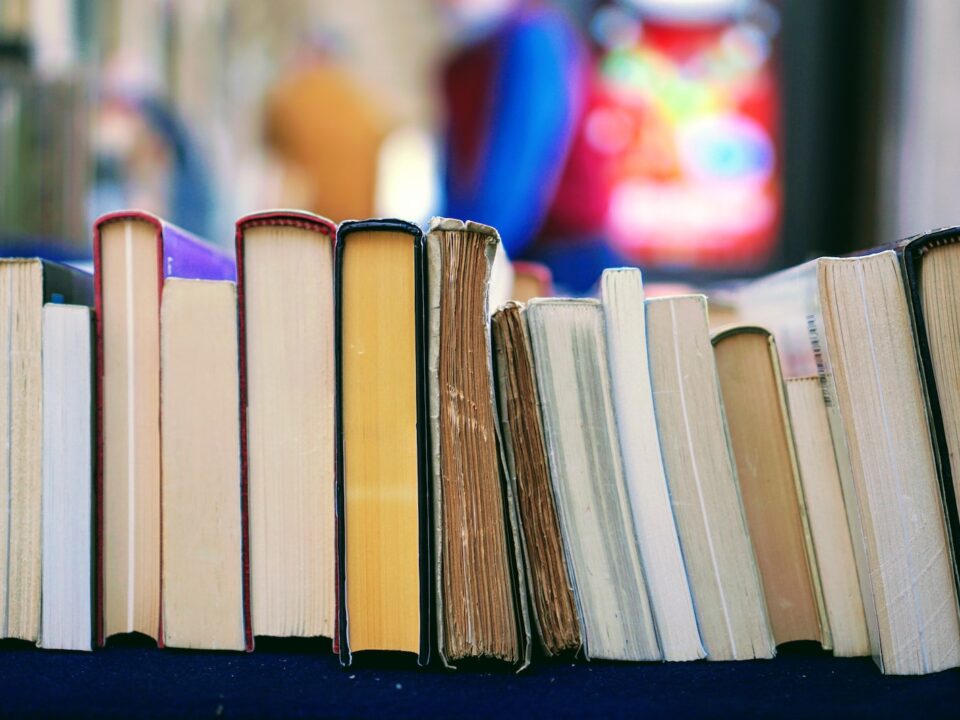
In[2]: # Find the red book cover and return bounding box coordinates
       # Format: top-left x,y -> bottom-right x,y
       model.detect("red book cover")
93,211 -> 237,648
234,210 -> 338,652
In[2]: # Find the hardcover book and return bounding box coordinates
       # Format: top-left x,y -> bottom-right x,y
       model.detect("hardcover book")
93,211 -> 235,646
235,210 -> 338,640
335,219 -> 430,666
426,218 -> 530,668
896,228 -> 960,591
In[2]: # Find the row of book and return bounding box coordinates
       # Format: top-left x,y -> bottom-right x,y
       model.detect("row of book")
2,210 -> 959,677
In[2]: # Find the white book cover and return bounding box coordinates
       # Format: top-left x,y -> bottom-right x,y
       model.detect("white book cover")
601,269 -> 704,661
40,303 -> 93,651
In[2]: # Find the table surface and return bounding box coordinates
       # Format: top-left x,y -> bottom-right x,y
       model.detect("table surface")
0,639 -> 957,718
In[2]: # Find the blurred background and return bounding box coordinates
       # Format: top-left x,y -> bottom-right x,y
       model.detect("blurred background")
0,0 -> 957,293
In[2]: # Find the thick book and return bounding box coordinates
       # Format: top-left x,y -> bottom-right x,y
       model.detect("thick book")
93,211 -> 235,647
728,228 -> 960,601
491,302 -> 581,657
600,269 -> 704,662
335,219 -> 430,666
712,326 -> 829,648
235,210 -> 338,640
895,228 -> 960,595
818,253 -> 960,674
40,303 -> 94,651
160,279 -> 249,651
426,218 -> 530,668
723,261 -> 877,661
646,295 -> 775,662
730,254 -> 960,674
525,298 -> 660,662
0,259 -> 92,644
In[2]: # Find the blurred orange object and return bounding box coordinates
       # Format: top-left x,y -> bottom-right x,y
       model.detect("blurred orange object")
265,58 -> 388,223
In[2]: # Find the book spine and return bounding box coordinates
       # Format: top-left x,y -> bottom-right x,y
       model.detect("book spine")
901,242 -> 960,602
233,225 -> 253,653
333,219 -> 431,667
159,223 -> 235,283
92,221 -> 107,648
233,212 -> 336,651
811,262 -> 882,671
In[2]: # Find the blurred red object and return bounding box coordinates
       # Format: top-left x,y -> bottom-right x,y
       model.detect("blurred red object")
550,4 -> 782,271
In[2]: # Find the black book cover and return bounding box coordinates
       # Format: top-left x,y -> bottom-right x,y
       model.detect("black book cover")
896,227 -> 960,596
40,259 -> 94,307
334,219 -> 431,667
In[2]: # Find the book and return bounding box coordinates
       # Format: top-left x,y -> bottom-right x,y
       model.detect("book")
785,376 -> 870,657
645,295 -> 775,661
93,211 -> 235,646
40,303 -> 94,651
723,261 -> 881,662
525,298 -> 660,662
0,258 -> 92,643
712,326 -> 829,648
491,302 -> 581,657
159,279 -> 249,651
599,269 -> 704,662
335,219 -> 430,666
897,228 -> 960,592
235,210 -> 337,640
728,252 -> 960,673
426,218 -> 528,667
818,253 -> 960,674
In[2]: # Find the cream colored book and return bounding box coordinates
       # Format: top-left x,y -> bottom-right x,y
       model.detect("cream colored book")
95,212 -> 234,644
0,259 -> 92,643
600,269 -> 703,661
526,298 -> 659,662
236,212 -> 336,640
724,244 -> 960,674
646,295 -> 774,661
785,376 -> 869,657
818,253 -> 960,674
720,260 -> 880,663
0,260 -> 44,643
160,279 -> 247,651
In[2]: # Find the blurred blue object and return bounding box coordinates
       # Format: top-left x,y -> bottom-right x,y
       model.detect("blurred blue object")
442,5 -> 587,258
92,93 -> 213,241
137,96 -> 214,239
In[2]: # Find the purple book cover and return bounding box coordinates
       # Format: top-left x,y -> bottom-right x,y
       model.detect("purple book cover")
92,210 -> 238,650
158,220 -> 236,282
